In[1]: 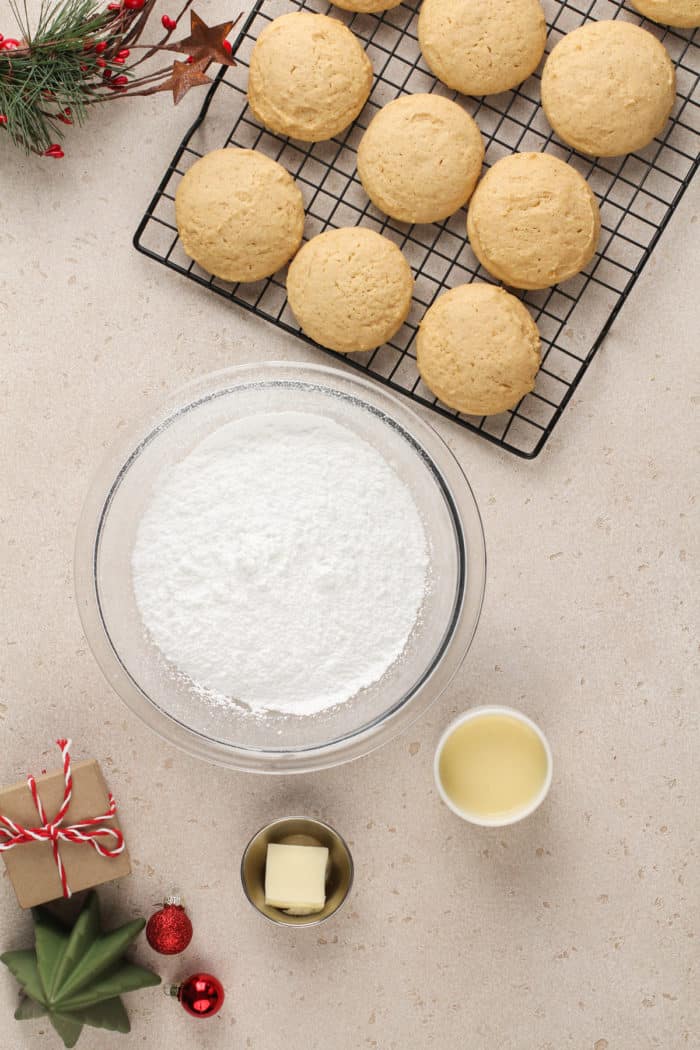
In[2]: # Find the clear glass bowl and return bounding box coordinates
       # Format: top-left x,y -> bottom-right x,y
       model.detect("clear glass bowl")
74,362 -> 486,773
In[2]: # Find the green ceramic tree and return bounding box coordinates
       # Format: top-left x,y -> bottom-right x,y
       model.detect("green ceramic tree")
1,891 -> 161,1048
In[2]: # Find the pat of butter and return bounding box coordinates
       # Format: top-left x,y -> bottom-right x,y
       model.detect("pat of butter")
264,843 -> 329,914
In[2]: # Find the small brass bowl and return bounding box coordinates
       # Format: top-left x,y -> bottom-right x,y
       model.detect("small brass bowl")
241,816 -> 354,927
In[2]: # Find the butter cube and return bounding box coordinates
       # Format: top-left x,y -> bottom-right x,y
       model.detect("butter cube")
264,843 -> 329,915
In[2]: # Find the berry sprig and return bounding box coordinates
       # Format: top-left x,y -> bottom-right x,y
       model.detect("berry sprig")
0,0 -> 239,157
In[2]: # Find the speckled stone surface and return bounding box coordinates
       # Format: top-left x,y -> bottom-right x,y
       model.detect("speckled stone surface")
0,4 -> 698,1048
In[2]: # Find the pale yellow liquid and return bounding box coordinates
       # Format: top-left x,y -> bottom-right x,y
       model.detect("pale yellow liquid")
439,713 -> 548,819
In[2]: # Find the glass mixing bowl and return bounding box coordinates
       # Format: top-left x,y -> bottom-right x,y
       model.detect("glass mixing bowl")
75,362 -> 486,773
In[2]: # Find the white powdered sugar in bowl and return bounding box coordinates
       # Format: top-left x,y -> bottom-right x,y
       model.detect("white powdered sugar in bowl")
131,410 -> 429,716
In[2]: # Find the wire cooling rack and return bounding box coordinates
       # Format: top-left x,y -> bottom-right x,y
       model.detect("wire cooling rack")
134,0 -> 699,458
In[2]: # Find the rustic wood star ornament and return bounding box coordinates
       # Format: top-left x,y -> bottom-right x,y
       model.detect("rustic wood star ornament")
167,10 -> 237,68
155,57 -> 212,105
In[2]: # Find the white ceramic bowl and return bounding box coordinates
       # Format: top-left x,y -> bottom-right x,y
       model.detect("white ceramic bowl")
434,706 -> 553,826
75,362 -> 486,773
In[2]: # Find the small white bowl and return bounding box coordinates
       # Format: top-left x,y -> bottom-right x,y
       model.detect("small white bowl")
434,705 -> 553,827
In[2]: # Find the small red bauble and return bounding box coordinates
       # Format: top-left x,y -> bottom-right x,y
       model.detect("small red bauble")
177,973 -> 225,1018
147,898 -> 193,955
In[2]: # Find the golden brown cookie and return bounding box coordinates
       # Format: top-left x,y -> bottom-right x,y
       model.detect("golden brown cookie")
631,0 -> 699,28
541,21 -> 676,157
418,0 -> 547,96
286,227 -> 413,353
175,149 -> 304,283
466,152 -> 600,290
247,12 -> 373,142
357,94 -> 484,224
417,283 -> 541,415
330,0 -> 402,11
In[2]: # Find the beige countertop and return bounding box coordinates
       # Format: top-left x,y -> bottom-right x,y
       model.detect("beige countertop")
0,3 -> 698,1048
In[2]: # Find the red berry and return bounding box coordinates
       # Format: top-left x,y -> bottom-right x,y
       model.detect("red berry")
0,115 -> 7,126
186,54 -> 194,63
117,48 -> 130,59
161,15 -> 177,30
112,74 -> 128,85
44,144 -> 64,159
96,57 -> 106,67
223,40 -> 232,55
124,0 -> 145,8
79,62 -> 87,71
107,2 -> 121,9
95,40 -> 107,53
0,38 -> 21,50
113,55 -> 125,63
103,68 -> 112,78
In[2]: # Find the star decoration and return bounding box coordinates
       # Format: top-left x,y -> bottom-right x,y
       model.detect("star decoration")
154,57 -> 212,105
167,10 -> 237,68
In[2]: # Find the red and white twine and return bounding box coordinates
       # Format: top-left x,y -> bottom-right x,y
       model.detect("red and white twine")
0,738 -> 125,898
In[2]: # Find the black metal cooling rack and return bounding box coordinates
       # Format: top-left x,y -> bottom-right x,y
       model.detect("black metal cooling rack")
134,0 -> 699,458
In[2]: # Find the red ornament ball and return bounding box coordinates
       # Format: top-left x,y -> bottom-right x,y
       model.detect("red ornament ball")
178,973 -> 225,1018
146,901 -> 193,955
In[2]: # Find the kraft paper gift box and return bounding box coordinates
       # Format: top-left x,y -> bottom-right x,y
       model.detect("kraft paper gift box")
0,758 -> 131,908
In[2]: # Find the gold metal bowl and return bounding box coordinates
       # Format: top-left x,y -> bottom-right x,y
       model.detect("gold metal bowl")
241,816 -> 354,927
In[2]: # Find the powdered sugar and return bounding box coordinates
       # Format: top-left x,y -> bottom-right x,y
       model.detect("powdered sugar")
131,411 -> 428,716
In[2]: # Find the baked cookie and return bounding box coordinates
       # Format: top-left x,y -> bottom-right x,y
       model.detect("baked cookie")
357,94 -> 484,224
466,152 -> 600,290
417,283 -> 541,416
330,0 -> 402,11
630,0 -> 700,27
175,148 -> 304,283
247,12 -> 373,142
541,21 -> 676,157
418,0 -> 547,96
286,228 -> 413,353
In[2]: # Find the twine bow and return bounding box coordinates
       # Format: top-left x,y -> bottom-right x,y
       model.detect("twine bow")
0,738 -> 124,899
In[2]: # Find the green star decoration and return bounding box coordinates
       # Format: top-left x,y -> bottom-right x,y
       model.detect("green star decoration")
1,892 -> 160,1048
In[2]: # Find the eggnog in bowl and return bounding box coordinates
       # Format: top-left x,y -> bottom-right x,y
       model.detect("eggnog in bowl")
435,707 -> 552,826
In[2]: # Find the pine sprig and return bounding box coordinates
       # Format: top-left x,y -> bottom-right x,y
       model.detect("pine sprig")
1,1 -> 119,152
0,0 -> 235,157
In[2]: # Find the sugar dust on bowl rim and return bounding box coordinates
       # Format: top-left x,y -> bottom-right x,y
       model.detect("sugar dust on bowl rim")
74,362 -> 486,773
